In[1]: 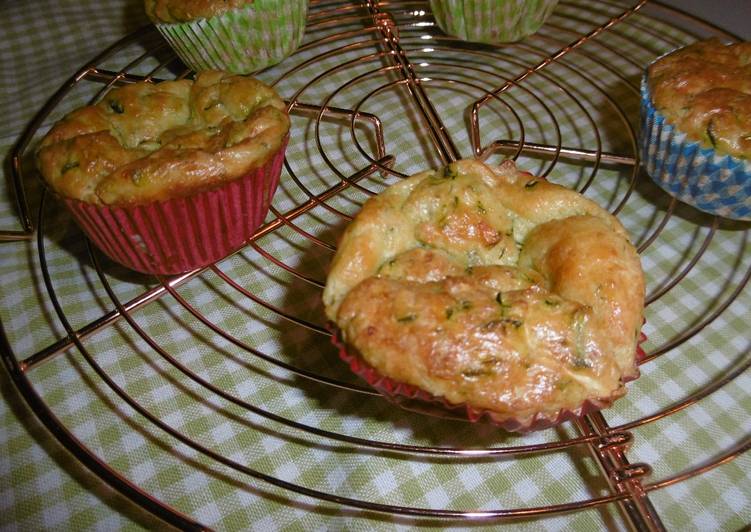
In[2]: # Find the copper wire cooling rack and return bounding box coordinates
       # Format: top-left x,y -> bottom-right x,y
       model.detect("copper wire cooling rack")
3,0 -> 750,530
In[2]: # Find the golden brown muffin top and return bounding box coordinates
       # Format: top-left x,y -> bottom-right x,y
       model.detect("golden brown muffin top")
323,159 -> 644,425
144,0 -> 254,23
37,70 -> 289,206
648,39 -> 751,160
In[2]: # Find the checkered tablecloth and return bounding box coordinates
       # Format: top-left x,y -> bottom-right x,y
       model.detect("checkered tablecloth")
1,1 -> 749,530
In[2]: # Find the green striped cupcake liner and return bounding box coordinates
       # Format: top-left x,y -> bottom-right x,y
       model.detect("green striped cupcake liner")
429,0 -> 559,43
155,0 -> 308,74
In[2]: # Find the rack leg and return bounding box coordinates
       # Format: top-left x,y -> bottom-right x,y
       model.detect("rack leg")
576,412 -> 666,531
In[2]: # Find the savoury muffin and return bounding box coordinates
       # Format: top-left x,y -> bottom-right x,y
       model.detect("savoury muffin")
641,39 -> 751,220
145,0 -> 308,74
324,159 -> 645,431
37,70 -> 290,274
429,0 -> 558,44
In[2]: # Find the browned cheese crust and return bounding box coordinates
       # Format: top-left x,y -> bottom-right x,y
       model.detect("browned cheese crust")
648,39 -> 751,160
144,0 -> 253,23
37,70 -> 289,206
323,160 -> 645,423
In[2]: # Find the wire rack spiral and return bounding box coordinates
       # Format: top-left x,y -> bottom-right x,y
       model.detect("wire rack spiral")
3,0 -> 750,530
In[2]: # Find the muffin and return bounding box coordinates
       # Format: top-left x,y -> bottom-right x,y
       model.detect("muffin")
37,70 -> 290,274
323,159 -> 645,431
144,0 -> 308,74
641,39 -> 751,220
429,0 -> 559,44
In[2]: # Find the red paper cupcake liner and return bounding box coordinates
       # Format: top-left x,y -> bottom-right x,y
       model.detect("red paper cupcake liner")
331,325 -> 647,433
62,138 -> 287,275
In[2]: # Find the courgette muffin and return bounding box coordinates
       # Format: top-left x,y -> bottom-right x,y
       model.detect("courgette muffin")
430,0 -> 559,44
324,159 -> 645,431
37,70 -> 290,274
641,39 -> 751,220
145,0 -> 308,74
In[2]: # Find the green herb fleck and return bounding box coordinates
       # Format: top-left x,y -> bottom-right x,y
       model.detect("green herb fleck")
483,319 -> 502,330
544,298 -> 560,307
108,100 -> 124,114
461,368 -> 491,378
572,357 -> 592,369
483,318 -> 523,330
506,219 -> 516,238
397,314 -> 416,323
463,356 -> 501,378
706,119 -> 718,148
131,169 -> 145,186
445,308 -> 454,319
61,161 -> 79,174
572,310 -> 587,335
496,292 -> 512,317
442,164 -> 458,179
571,309 -> 589,363
476,201 -> 486,214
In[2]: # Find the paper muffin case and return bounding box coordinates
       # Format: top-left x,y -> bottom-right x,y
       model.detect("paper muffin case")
61,138 -> 287,275
640,76 -> 751,221
429,0 -> 559,44
155,0 -> 308,74
331,326 -> 646,433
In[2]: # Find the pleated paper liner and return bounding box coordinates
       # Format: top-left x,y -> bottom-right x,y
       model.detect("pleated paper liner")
62,137 -> 287,275
429,0 -> 559,44
640,74 -> 751,221
154,0 -> 308,74
331,325 -> 647,433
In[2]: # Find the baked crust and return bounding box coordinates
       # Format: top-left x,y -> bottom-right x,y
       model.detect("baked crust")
37,70 -> 289,206
648,39 -> 751,160
323,159 -> 645,423
144,0 -> 253,23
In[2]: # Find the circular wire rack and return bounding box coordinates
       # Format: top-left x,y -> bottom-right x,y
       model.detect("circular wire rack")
4,0 -> 750,530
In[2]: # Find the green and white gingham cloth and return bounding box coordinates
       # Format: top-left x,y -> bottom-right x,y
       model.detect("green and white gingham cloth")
1,1 -> 749,530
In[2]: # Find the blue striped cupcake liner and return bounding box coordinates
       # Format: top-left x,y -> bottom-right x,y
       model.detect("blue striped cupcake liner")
640,75 -> 751,221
